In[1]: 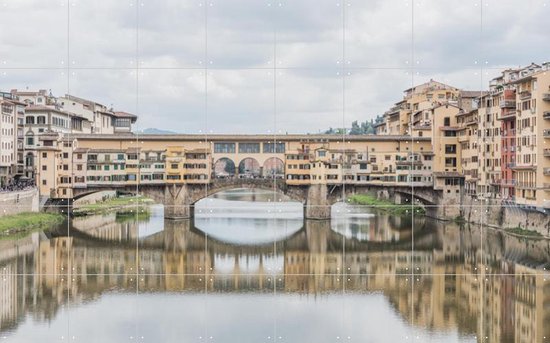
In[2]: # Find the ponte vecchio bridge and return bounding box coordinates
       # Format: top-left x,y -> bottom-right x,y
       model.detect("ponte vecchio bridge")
38,133 -> 450,219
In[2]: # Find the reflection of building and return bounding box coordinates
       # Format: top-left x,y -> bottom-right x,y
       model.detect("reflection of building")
1,217 -> 549,341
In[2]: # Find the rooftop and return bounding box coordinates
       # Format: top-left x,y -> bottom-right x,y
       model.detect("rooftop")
68,133 -> 432,142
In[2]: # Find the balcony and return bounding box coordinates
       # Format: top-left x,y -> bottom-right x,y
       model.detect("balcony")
544,129 -> 550,138
544,111 -> 550,119
499,109 -> 516,120
516,182 -> 536,189
543,93 -> 550,101
500,100 -> 516,108
501,179 -> 516,187
519,91 -> 532,100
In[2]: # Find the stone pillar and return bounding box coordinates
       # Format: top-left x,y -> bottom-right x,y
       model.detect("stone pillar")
304,184 -> 331,220
164,184 -> 193,219
394,193 -> 403,205
305,220 -> 329,254
162,218 -> 192,251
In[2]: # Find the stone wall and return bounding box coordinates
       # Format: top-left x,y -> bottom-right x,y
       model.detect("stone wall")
74,190 -> 117,205
453,195 -> 550,236
0,188 -> 39,216
375,189 -> 550,236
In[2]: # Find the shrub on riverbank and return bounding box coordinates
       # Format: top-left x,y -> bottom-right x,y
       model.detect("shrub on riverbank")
73,196 -> 153,215
0,212 -> 64,238
505,226 -> 543,238
115,210 -> 151,223
347,194 -> 425,215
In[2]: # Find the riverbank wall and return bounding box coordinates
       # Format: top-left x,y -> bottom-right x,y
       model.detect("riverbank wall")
0,188 -> 39,217
461,196 -> 550,236
373,189 -> 550,237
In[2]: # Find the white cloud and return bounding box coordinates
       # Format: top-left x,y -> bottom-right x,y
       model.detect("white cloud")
0,0 -> 548,133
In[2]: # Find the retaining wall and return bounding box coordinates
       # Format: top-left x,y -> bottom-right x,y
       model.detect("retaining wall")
0,189 -> 39,217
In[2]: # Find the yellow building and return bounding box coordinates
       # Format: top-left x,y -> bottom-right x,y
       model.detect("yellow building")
431,104 -> 464,192
456,109 -> 479,195
511,66 -> 550,207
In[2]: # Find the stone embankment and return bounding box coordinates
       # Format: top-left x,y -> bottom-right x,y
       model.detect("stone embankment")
0,188 -> 39,217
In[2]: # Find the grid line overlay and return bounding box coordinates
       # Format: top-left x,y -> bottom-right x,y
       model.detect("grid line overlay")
1,1 -> 549,342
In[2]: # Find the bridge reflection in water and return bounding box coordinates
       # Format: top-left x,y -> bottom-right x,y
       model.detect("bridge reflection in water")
0,191 -> 549,342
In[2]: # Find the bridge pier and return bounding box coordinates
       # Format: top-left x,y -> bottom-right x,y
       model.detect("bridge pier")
304,184 -> 331,220
164,184 -> 194,219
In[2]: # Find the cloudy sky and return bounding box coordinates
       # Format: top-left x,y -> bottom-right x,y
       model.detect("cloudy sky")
0,0 -> 548,133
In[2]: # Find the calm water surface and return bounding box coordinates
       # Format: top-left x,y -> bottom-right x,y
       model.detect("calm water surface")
0,189 -> 549,343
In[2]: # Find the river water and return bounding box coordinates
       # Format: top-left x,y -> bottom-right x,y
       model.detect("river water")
0,189 -> 549,342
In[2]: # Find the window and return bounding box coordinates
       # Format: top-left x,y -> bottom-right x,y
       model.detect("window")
77,164 -> 82,171
42,165 -> 47,171
26,136 -> 34,145
445,145 -> 457,154
238,143 -> 260,153
117,154 -> 124,160
104,154 -> 110,161
214,143 -> 235,153
42,180 -> 47,185
445,157 -> 457,167
317,150 -> 326,157
263,142 -> 285,153
104,165 -> 110,171
443,117 -> 450,126
25,116 -> 35,124
37,116 -> 46,124
42,152 -> 47,158
63,152 -> 69,158
444,131 -> 457,137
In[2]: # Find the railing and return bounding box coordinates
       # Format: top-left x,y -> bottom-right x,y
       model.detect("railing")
542,93 -> 550,101
500,100 -> 516,108
501,179 -> 516,186
544,149 -> 550,157
544,129 -> 550,137
519,91 -> 531,100
543,111 -> 550,119
516,182 -> 536,189
500,109 -> 516,119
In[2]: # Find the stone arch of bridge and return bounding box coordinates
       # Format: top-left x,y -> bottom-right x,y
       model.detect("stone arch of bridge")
238,157 -> 261,176
262,157 -> 285,177
213,157 -> 236,177
393,188 -> 437,206
185,179 -> 307,205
